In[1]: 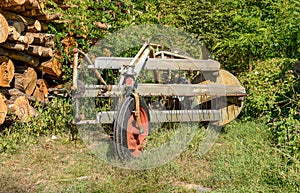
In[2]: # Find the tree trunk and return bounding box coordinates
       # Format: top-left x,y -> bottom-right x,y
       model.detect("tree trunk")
0,93 -> 7,125
0,13 -> 9,43
14,67 -> 37,95
0,56 -> 14,87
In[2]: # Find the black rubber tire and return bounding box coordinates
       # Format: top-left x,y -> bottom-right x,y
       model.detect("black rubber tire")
113,96 -> 150,160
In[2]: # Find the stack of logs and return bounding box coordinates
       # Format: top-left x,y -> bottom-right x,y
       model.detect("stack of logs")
0,0 -> 63,124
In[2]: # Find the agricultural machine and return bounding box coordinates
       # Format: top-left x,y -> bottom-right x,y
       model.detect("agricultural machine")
72,43 -> 246,160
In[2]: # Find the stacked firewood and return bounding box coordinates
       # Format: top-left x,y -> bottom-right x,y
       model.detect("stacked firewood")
0,0 -> 63,124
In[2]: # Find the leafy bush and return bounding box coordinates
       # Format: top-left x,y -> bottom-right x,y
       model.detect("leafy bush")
241,58 -> 300,160
155,0 -> 300,74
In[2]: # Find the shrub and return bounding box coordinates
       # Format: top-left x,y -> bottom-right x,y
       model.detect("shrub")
241,58 -> 300,160
0,98 -> 76,153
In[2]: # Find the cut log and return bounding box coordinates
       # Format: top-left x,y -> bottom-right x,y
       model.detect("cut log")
26,45 -> 53,57
37,12 -> 62,21
14,67 -> 37,95
19,9 -> 43,17
0,93 -> 7,125
40,22 -> 48,31
33,79 -> 48,101
6,95 -> 35,122
0,56 -> 14,87
0,0 -> 26,7
0,10 -> 26,23
40,47 -> 54,57
24,0 -> 45,10
7,20 -> 25,34
7,26 -> 21,41
12,35 -> 33,45
0,47 -> 39,67
23,67 -> 37,95
2,5 -> 26,12
27,20 -> 41,32
0,13 -> 9,43
0,42 -> 26,51
0,10 -> 39,27
38,57 -> 62,78
8,88 -> 46,105
23,32 -> 54,46
26,45 -> 43,56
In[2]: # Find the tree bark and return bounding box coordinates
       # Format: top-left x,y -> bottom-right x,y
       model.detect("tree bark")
26,44 -> 43,56
0,10 -> 40,27
37,12 -> 62,21
0,42 -> 26,51
0,0 -> 26,7
0,13 -> 9,43
0,47 -> 39,67
7,19 -> 25,34
24,0 -> 45,10
13,35 -> 33,45
25,45 -> 53,57
23,32 -> 54,46
0,56 -> 14,87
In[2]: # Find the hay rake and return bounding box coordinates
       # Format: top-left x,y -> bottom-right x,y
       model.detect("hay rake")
72,43 -> 246,159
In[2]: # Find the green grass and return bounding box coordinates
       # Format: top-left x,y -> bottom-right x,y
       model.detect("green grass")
0,120 -> 299,192
204,121 -> 300,193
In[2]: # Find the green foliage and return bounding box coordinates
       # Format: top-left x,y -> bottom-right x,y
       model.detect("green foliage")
155,0 -> 300,73
0,98 -> 76,153
241,58 -> 300,160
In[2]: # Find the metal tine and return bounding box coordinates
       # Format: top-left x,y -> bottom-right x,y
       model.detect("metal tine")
205,95 -> 209,121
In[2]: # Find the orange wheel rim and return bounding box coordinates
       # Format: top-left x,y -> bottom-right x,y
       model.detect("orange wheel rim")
126,107 -> 149,157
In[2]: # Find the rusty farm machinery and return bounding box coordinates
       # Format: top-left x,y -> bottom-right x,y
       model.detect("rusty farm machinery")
72,43 -> 246,160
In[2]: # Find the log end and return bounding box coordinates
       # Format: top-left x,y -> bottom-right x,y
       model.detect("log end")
0,56 -> 15,87
0,93 -> 7,124
0,13 -> 9,43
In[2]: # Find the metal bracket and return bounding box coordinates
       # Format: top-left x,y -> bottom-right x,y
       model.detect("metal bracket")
132,93 -> 144,134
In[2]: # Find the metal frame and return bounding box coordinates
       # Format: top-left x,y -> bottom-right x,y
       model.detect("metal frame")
72,44 -> 247,125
